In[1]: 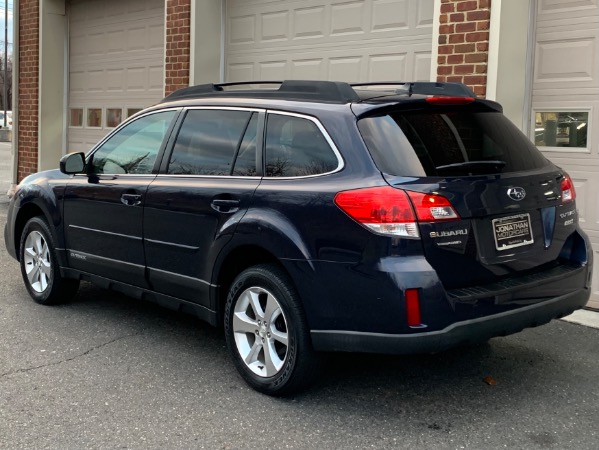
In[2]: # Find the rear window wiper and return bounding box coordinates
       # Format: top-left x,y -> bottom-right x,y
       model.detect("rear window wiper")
435,160 -> 506,173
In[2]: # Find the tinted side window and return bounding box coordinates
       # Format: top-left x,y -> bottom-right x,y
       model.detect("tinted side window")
91,111 -> 176,175
265,114 -> 339,177
168,109 -> 255,176
358,111 -> 549,177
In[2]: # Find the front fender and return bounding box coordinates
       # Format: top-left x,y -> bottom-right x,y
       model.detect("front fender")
7,171 -> 68,262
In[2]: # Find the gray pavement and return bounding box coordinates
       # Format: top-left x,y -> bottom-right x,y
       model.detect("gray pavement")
1,204 -> 599,449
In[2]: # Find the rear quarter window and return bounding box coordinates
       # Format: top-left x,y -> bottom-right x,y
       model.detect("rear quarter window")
265,113 -> 339,177
358,110 -> 550,177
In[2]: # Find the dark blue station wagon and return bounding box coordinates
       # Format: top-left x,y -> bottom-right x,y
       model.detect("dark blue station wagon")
4,81 -> 592,395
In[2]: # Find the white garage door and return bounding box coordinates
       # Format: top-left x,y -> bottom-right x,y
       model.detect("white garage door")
68,0 -> 165,153
225,0 -> 434,83
532,0 -> 599,309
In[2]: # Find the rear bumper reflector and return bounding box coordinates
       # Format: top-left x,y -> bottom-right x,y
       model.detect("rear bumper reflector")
405,288 -> 423,328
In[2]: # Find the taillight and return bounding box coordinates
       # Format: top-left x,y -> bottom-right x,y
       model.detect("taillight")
561,173 -> 576,203
334,186 -> 419,238
426,96 -> 475,105
405,191 -> 459,221
334,186 -> 459,238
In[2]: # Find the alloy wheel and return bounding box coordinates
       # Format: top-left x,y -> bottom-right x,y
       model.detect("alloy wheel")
232,286 -> 289,377
23,231 -> 52,293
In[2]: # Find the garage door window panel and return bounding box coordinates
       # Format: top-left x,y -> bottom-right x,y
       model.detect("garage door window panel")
107,108 -> 124,128
87,108 -> 103,128
128,108 -> 143,118
533,110 -> 590,152
90,111 -> 177,175
168,109 -> 256,176
265,114 -> 339,177
70,109 -> 83,128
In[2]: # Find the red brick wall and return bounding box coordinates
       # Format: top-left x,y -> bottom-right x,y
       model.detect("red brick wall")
17,0 -> 40,181
436,0 -> 491,97
165,0 -> 191,97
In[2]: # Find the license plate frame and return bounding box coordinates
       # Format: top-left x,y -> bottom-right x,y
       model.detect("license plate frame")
492,213 -> 534,251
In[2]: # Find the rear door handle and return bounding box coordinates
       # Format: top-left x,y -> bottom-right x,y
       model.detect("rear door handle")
121,193 -> 142,206
211,199 -> 240,213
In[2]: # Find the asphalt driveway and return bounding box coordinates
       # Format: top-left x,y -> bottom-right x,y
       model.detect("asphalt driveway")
0,202 -> 598,449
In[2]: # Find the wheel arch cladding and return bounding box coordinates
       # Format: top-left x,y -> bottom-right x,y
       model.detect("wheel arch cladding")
214,244 -> 283,322
14,202 -> 48,261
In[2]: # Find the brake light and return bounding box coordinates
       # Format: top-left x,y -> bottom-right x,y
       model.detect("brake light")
426,96 -> 475,105
334,186 -> 459,238
561,174 -> 576,203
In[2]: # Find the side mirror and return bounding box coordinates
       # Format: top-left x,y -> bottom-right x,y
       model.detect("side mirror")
59,152 -> 86,174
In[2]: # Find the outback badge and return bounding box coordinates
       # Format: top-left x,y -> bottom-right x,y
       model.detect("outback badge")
507,187 -> 526,201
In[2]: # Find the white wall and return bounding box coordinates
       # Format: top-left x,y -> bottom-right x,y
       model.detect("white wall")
38,0 -> 67,171
487,0 -> 533,131
190,0 -> 223,85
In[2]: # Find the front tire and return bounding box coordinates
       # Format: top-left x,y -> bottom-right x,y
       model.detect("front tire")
19,217 -> 80,305
224,264 -> 320,396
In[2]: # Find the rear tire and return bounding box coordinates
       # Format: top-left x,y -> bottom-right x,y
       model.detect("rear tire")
19,217 -> 80,305
224,264 -> 321,396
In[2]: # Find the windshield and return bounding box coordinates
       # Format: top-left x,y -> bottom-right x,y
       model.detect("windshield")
358,110 -> 550,177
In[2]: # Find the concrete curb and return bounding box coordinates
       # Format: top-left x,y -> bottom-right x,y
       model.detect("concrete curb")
561,309 -> 599,329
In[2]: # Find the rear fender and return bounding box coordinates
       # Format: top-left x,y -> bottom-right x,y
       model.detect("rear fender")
228,207 -> 315,263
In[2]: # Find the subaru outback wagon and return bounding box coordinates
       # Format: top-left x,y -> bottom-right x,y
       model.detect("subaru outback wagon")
4,80 -> 592,395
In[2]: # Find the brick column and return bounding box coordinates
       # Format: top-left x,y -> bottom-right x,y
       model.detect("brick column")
436,0 -> 491,97
165,0 -> 191,97
17,0 -> 40,181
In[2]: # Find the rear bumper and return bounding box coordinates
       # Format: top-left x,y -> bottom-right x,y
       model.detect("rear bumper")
311,286 -> 590,354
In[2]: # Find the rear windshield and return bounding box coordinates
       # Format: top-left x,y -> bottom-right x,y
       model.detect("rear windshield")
358,110 -> 550,177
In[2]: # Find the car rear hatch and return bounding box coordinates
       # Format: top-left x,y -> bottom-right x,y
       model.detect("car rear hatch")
354,97 -> 587,300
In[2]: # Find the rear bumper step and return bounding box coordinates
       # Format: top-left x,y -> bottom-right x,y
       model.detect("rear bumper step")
446,263 -> 585,303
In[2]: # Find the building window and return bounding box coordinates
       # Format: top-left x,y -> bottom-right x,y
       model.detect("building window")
534,111 -> 589,151
69,108 -> 83,127
106,108 -> 123,128
87,108 -> 103,128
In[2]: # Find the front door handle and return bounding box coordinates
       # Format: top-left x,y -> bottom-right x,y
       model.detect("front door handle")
211,199 -> 240,213
121,193 -> 142,206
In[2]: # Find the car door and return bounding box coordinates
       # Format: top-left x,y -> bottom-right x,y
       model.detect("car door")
143,108 -> 263,307
63,109 -> 179,287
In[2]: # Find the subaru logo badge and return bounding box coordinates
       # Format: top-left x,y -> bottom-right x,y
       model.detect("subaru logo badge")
507,187 -> 526,201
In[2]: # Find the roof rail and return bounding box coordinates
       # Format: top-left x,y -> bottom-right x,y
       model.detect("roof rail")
161,80 -> 476,104
351,82 -> 476,97
162,80 -> 361,104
